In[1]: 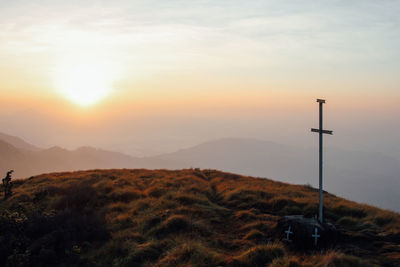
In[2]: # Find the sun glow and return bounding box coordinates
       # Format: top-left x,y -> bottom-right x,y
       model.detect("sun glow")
55,62 -> 113,106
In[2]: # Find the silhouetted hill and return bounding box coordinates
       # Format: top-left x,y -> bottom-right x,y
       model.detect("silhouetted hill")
0,139 -> 176,179
0,139 -> 28,169
0,132 -> 41,151
1,134 -> 399,212
1,169 -> 399,266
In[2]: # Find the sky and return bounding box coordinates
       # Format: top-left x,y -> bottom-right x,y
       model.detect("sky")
0,0 -> 399,157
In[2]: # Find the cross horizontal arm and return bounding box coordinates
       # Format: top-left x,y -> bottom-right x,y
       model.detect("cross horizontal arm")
311,128 -> 333,135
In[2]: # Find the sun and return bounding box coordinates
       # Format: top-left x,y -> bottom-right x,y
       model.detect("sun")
55,63 -> 113,106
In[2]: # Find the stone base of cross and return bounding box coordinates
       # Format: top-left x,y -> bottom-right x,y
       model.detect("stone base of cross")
277,215 -> 337,249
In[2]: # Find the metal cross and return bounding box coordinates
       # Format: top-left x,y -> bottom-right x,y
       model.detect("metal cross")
312,227 -> 320,245
284,226 -> 293,242
311,99 -> 333,223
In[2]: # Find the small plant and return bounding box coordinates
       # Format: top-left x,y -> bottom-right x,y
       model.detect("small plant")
2,170 -> 14,200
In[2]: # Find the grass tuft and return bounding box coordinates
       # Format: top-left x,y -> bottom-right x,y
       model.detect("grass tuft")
230,243 -> 285,267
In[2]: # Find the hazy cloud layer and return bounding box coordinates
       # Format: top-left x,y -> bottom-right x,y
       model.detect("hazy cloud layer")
0,1 -> 399,159
1,0 -> 400,84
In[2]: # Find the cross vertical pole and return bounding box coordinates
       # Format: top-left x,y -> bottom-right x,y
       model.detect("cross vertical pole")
311,99 -> 333,224
318,100 -> 323,223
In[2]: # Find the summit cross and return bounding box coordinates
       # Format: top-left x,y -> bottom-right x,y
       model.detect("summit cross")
311,99 -> 333,223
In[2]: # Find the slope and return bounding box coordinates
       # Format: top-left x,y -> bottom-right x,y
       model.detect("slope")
1,169 -> 399,266
156,138 -> 400,211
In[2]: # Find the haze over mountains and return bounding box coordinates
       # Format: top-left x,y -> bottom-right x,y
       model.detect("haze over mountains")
0,132 -> 399,212
155,138 -> 400,212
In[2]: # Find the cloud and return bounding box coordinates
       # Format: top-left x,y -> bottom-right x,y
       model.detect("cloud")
0,0 -> 399,89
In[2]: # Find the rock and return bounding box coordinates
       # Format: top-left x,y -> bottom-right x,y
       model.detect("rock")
277,215 -> 337,249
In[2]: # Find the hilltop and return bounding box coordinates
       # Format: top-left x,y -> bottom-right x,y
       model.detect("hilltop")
155,138 -> 400,211
1,169 -> 399,266
1,133 -> 399,212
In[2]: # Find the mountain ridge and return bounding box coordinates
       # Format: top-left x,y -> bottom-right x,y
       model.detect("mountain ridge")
0,132 -> 41,151
1,133 -> 399,212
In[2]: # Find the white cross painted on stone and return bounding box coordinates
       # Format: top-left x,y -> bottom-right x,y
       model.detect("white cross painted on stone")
312,227 -> 320,245
285,226 -> 293,242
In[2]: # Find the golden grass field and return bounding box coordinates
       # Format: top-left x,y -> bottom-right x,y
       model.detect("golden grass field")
1,169 -> 399,266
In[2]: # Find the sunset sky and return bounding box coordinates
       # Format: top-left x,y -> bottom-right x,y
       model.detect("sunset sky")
0,0 -> 399,157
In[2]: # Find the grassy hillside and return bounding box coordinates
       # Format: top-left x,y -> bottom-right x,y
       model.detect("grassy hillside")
1,169 -> 399,266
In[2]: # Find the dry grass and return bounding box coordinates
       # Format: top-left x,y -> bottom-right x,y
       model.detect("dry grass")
230,243 -> 285,266
0,168 -> 399,266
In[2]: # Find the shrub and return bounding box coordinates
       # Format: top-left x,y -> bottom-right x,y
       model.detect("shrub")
0,208 -> 109,267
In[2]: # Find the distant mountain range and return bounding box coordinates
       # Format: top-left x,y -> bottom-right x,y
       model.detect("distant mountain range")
1,133 -> 399,211
0,134 -> 174,179
0,132 -> 41,151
